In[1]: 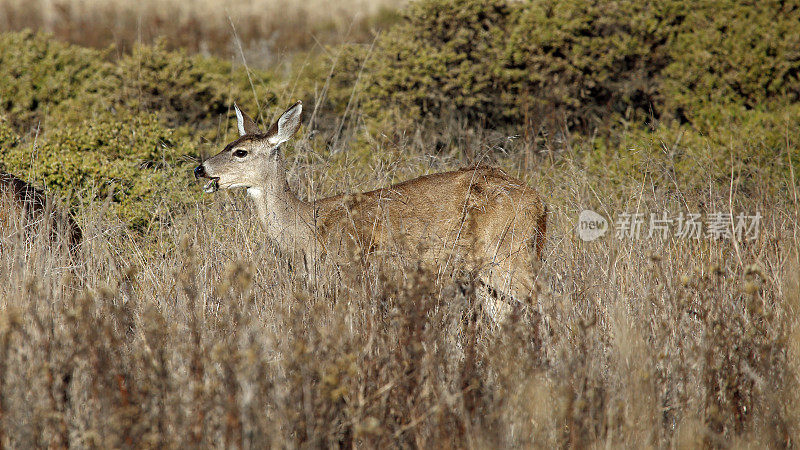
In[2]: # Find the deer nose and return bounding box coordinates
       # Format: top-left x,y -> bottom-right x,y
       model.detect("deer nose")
194,164 -> 206,179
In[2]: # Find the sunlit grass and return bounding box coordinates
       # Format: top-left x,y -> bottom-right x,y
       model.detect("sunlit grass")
1,125 -> 798,446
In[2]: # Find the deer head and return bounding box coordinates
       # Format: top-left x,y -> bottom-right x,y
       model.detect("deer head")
194,101 -> 302,194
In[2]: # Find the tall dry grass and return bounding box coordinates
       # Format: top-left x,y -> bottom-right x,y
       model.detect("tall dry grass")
1,115 -> 798,446
0,0 -> 403,63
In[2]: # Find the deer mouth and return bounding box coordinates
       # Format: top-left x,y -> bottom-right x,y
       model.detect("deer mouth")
203,178 -> 219,193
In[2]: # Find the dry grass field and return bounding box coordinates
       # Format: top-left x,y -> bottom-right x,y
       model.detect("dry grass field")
0,0 -> 403,62
1,0 -> 800,447
2,129 -> 798,447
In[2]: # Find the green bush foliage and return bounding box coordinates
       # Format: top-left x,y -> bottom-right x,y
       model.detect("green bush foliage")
0,31 -> 111,130
1,111 -> 199,231
0,118 -> 19,149
0,31 -> 277,133
319,0 -> 799,194
584,104 -> 800,195
506,0 -> 678,128
356,0 -> 516,129
662,0 -> 800,122
113,42 -> 278,130
350,0 -> 800,131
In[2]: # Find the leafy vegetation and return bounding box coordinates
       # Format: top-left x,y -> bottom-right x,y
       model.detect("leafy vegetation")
350,0 -> 800,130
662,0 -> 800,121
0,31 -> 110,130
325,0 -> 799,195
0,32 -> 277,132
113,43 -> 278,130
2,112 -> 198,230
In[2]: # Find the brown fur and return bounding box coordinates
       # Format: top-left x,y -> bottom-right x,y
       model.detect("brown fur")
0,172 -> 82,252
313,166 -> 546,301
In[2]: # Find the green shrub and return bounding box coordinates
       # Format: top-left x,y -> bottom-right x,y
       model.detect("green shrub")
113,42 -> 278,131
0,30 -> 112,130
662,0 -> 800,123
0,118 -> 19,173
583,104 -> 800,195
357,0 -> 516,129
320,0 -> 800,194
345,0 -> 681,130
1,111 -> 201,231
348,0 -> 800,132
0,118 -> 19,148
506,0 -> 680,129
0,32 -> 279,136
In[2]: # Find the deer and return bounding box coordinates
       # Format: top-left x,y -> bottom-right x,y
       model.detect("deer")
1,171 -> 82,255
194,101 -> 547,317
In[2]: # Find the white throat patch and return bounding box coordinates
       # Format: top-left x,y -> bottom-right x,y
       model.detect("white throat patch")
247,187 -> 264,199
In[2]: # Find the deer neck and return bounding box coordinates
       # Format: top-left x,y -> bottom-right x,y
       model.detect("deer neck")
247,157 -> 313,253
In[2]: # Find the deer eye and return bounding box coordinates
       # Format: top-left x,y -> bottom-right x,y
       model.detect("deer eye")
233,149 -> 248,158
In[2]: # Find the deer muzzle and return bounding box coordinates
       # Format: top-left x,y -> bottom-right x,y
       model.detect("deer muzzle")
194,164 -> 219,193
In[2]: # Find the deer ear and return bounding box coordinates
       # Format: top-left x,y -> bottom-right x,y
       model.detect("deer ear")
234,103 -> 262,136
268,101 -> 302,145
